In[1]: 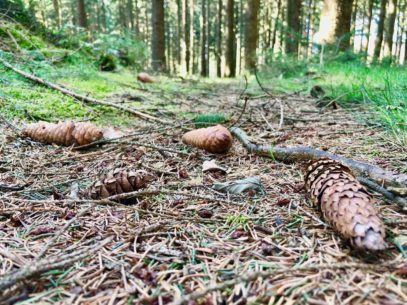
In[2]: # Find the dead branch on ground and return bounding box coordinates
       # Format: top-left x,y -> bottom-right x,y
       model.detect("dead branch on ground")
0,59 -> 168,124
231,127 -> 407,208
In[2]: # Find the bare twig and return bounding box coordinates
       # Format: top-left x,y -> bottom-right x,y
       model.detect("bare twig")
231,127 -> 407,208
169,261 -> 400,305
0,237 -> 112,290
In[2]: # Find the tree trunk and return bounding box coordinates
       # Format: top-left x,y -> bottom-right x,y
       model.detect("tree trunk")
271,0 -> 282,56
350,0 -> 358,49
383,0 -> 398,58
77,0 -> 88,29
318,0 -> 354,51
52,0 -> 61,28
217,0 -> 223,77
134,0 -> 139,36
286,0 -> 302,55
201,0 -> 209,76
185,0 -> 192,73
226,0 -> 236,77
152,0 -> 166,71
374,0 -> 387,60
364,0 -> 374,55
244,0 -> 260,71
127,0 -> 134,31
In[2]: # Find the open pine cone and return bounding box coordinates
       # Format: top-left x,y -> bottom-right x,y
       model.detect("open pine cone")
305,158 -> 386,251
86,168 -> 154,200
23,121 -> 103,146
182,124 -> 233,154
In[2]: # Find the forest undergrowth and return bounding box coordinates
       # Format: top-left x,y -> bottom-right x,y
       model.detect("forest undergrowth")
1,55 -> 407,304
1,19 -> 407,305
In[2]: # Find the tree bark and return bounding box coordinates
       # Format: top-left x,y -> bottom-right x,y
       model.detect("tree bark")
226,0 -> 236,77
185,0 -> 192,73
77,0 -> 88,29
286,0 -> 302,55
151,0 -> 166,71
217,0 -> 223,77
244,0 -> 261,71
52,0 -> 61,28
201,0 -> 209,76
270,0 -> 282,56
318,0 -> 354,51
374,0 -> 387,60
383,0 -> 398,58
364,0 -> 374,55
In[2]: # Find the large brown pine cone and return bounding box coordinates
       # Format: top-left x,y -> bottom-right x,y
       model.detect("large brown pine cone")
23,121 -> 103,146
305,158 -> 386,251
86,168 -> 154,200
182,125 -> 233,154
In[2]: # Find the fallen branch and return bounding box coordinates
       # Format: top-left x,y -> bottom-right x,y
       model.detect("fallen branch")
169,261 -> 399,305
231,127 -> 407,208
0,237 -> 112,290
0,59 -> 168,124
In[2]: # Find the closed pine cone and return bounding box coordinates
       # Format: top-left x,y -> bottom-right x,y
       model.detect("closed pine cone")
23,121 -> 103,146
305,158 -> 386,251
86,168 -> 154,200
182,125 -> 233,154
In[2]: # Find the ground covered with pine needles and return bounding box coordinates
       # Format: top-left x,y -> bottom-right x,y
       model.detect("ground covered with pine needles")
0,76 -> 406,304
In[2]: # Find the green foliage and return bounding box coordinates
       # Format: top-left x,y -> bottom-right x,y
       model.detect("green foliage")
192,113 -> 228,128
91,32 -> 149,69
261,57 -> 407,145
363,80 -> 407,146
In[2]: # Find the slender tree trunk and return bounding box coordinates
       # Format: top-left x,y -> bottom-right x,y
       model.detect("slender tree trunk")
271,0 -> 282,55
359,5 -> 365,52
135,0 -> 140,36
374,0 -> 387,60
383,0 -> 398,58
52,0 -> 61,29
151,0 -> 166,71
318,0 -> 354,51
350,0 -> 358,49
127,0 -> 134,31
77,0 -> 88,29
364,0 -> 374,55
244,0 -> 260,71
217,0 -> 223,77
226,0 -> 236,77
305,0 -> 314,59
286,0 -> 302,56
185,0 -> 191,73
201,0 -> 209,76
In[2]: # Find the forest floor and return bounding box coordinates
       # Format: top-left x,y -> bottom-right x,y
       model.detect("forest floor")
0,70 -> 407,304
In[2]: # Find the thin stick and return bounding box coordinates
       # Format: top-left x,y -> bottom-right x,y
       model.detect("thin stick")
169,261 -> 399,305
231,127 -> 407,207
0,59 -> 168,124
0,237 -> 112,290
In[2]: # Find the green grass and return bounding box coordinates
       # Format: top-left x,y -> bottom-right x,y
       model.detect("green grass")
259,60 -> 407,146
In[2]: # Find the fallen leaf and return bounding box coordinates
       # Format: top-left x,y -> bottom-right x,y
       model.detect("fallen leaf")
202,160 -> 227,173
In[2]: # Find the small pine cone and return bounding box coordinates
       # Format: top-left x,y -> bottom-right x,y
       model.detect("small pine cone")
305,158 -> 386,251
23,121 -> 103,146
182,125 -> 233,154
86,168 -> 154,200
137,72 -> 154,83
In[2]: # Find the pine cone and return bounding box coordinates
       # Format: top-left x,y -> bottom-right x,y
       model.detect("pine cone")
182,125 -> 233,154
23,121 -> 104,146
137,72 -> 154,83
305,158 -> 386,251
86,168 -> 154,200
